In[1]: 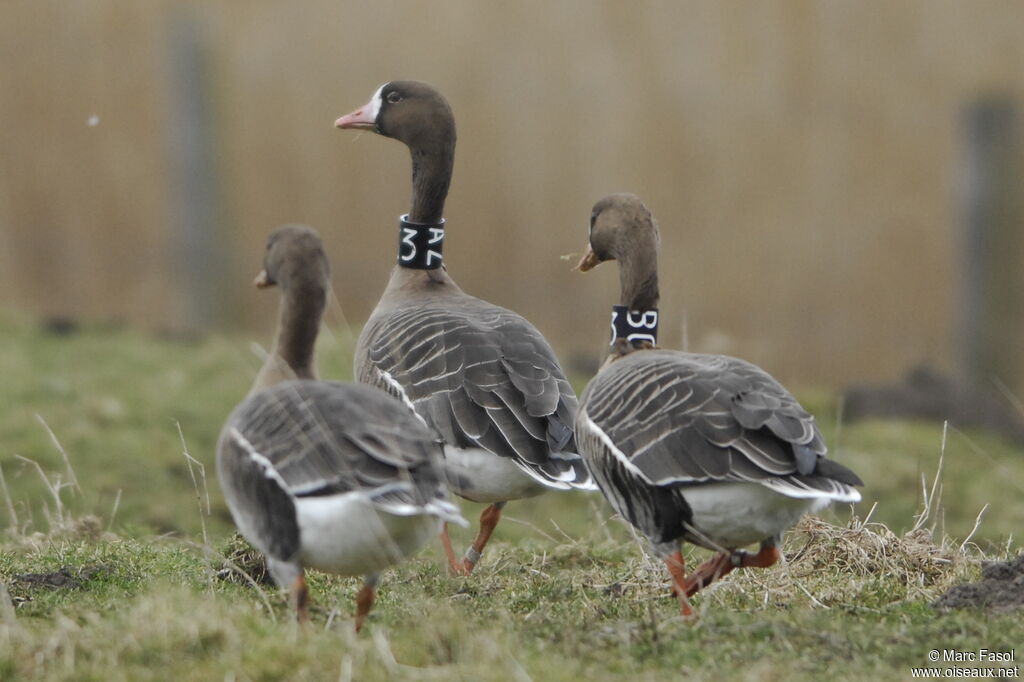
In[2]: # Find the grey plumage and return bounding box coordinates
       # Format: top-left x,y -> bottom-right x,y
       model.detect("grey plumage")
218,426 -> 302,563
218,380 -> 460,565
337,80 -> 593,574
580,349 -> 860,485
575,192 -> 863,613
578,350 -> 863,551
357,297 -> 590,489
217,224 -> 465,626
575,193 -> 863,551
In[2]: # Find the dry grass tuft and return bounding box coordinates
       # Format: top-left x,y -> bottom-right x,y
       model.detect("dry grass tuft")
787,514 -> 968,594
214,532 -> 273,586
714,512 -> 981,611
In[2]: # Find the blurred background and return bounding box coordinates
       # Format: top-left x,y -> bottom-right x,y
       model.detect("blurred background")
2,1 -> 1024,553
2,0 -> 1022,391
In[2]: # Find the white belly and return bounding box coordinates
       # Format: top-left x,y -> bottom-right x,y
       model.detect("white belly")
443,447 -> 547,503
683,482 -> 830,550
295,492 -> 441,576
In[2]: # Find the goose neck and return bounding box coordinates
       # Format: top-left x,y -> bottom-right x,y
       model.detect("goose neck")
408,143 -> 453,225
271,282 -> 325,381
618,248 -> 660,311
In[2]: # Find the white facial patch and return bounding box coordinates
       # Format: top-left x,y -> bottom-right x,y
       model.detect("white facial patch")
367,83 -> 386,121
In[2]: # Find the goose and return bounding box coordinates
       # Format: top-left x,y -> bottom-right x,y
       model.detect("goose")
573,194 -> 862,616
335,81 -> 595,574
216,224 -> 465,630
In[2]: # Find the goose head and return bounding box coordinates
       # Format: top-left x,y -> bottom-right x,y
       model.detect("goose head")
335,81 -> 456,226
335,81 -> 455,153
576,193 -> 659,272
576,193 -> 660,310
254,224 -> 331,294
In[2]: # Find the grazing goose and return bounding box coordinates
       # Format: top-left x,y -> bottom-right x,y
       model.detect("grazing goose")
573,194 -> 862,616
217,224 -> 465,630
335,81 -> 595,574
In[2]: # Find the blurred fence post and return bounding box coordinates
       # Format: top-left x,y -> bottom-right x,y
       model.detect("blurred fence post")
958,97 -> 1022,391
166,11 -> 226,332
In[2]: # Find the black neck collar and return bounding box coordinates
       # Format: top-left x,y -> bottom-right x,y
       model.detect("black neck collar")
397,214 -> 445,269
611,305 -> 658,348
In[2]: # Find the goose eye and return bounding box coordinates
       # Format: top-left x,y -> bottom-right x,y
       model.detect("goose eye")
386,91 -> 402,104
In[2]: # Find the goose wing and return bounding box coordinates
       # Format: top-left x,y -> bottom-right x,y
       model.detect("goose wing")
579,350 -> 861,494
218,381 -> 453,519
357,298 -> 594,489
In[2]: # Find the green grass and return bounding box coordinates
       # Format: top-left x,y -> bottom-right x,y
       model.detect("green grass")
1,310 -> 1023,680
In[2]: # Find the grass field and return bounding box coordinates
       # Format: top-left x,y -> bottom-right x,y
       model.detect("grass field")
2,311 -> 1023,680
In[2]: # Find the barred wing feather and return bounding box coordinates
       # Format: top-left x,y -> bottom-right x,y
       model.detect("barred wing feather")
579,351 -> 860,493
356,299 -> 593,489
220,381 -> 450,507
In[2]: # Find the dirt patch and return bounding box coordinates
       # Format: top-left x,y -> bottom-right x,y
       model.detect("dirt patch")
15,567 -> 81,589
13,564 -> 112,590
933,554 -> 1024,612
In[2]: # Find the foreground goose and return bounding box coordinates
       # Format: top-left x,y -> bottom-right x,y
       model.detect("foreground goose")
217,224 -> 465,630
573,194 -> 862,616
335,81 -> 595,574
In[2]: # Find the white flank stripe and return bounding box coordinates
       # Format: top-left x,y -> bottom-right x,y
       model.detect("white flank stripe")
581,414 -> 653,484
759,478 -> 862,503
230,427 -> 291,492
377,368 -> 429,427
512,459 -> 573,490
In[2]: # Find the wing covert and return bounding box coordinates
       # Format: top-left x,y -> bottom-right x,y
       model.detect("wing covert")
356,297 -> 592,489
581,350 -> 826,486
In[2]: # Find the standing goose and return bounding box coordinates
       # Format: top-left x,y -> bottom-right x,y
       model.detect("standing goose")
335,81 -> 595,574
217,224 -> 465,630
573,194 -> 862,616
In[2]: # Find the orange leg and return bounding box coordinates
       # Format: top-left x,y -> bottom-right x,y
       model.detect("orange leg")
683,542 -> 782,597
462,502 -> 505,574
440,523 -> 469,576
663,551 -> 694,617
740,543 -> 781,569
292,571 -> 310,624
354,576 -> 379,633
682,552 -> 734,597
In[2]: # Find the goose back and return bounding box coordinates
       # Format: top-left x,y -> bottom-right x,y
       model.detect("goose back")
356,295 -> 590,490
218,380 -> 456,564
576,349 -> 862,545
